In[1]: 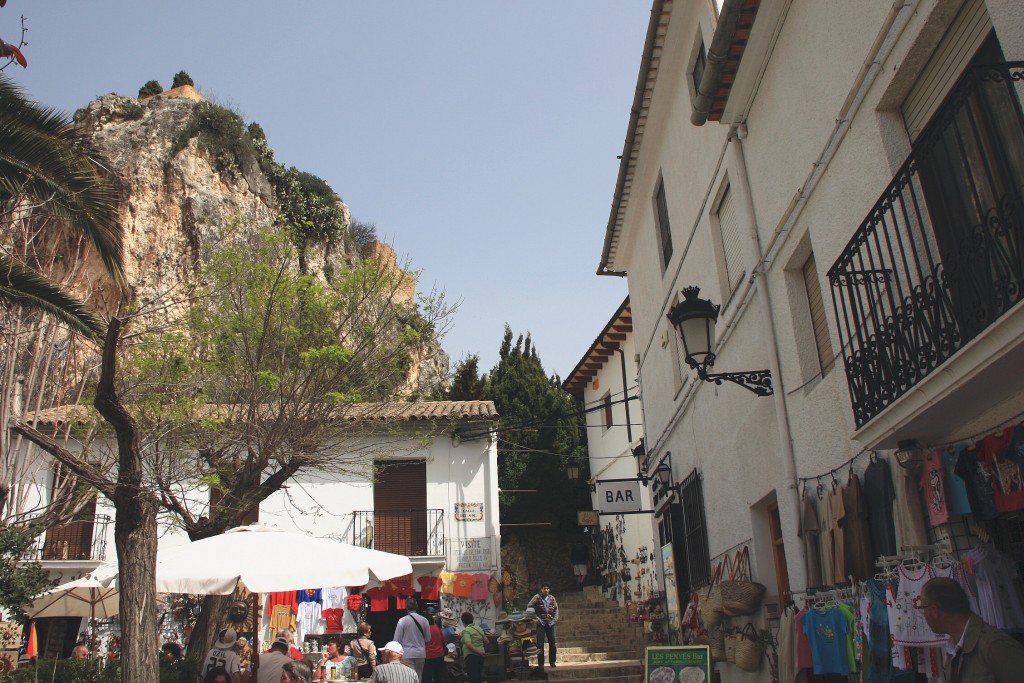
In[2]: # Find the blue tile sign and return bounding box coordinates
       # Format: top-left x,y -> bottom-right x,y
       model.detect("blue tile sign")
645,645 -> 710,683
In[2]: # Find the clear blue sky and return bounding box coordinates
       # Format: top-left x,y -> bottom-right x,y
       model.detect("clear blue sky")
7,2 -> 649,379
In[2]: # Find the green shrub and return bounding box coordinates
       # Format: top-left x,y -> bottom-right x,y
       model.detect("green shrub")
119,101 -> 145,120
0,656 -> 200,683
171,71 -> 194,89
138,80 -> 163,98
171,101 -> 254,176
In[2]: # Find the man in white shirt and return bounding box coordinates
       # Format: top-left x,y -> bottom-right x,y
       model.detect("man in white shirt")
393,597 -> 431,680
203,627 -> 242,683
256,637 -> 293,683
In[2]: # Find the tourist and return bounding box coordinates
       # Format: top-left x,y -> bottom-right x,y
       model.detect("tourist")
203,667 -> 233,683
460,612 -> 486,683
394,597 -> 431,680
349,622 -> 378,679
257,637 -> 293,683
281,660 -> 313,683
422,610 -> 446,683
317,637 -> 354,681
203,627 -> 243,683
570,542 -> 589,590
70,644 -> 89,661
919,577 -> 1024,682
369,641 -> 418,683
527,582 -> 558,669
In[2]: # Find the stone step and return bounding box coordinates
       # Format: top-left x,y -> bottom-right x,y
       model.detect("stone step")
538,660 -> 644,680
555,650 -> 642,663
556,642 -> 644,653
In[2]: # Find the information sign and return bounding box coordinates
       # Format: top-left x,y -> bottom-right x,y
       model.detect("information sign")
644,645 -> 710,683
448,537 -> 494,571
595,479 -> 644,513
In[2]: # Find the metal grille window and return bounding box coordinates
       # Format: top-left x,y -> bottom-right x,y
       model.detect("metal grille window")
678,468 -> 712,590
655,178 -> 674,269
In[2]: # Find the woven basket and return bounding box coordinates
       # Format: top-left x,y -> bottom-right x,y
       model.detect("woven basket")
707,626 -> 726,661
721,547 -> 767,616
700,561 -> 725,626
733,623 -> 764,672
724,629 -> 737,664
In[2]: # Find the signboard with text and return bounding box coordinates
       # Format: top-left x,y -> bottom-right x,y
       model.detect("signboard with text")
447,537 -> 494,571
644,645 -> 710,683
595,479 -> 644,513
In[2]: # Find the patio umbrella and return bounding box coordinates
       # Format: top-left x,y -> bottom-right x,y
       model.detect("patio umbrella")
28,571 -> 119,620
151,526 -> 413,594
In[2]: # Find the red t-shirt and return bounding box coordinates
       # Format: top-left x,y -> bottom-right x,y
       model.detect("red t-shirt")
322,608 -> 344,631
920,450 -> 950,526
364,587 -> 391,611
385,575 -> 414,598
418,576 -> 442,600
346,593 -> 364,611
267,591 -> 298,614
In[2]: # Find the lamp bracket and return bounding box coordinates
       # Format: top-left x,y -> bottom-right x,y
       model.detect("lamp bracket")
696,367 -> 774,396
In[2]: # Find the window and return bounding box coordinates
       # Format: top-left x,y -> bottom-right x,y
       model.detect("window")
692,38 -> 707,96
601,391 -> 613,431
802,253 -> 834,375
669,468 -> 711,591
654,177 -> 674,269
713,183 -> 745,294
374,460 -> 428,555
767,501 -> 791,597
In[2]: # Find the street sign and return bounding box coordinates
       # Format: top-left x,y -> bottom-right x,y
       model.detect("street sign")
596,479 -> 644,513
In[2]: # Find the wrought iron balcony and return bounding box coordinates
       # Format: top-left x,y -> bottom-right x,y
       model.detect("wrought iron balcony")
828,62 -> 1024,428
29,514 -> 112,563
350,509 -> 444,557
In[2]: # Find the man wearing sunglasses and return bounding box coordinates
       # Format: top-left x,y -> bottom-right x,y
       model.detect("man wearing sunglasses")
918,577 -> 1024,682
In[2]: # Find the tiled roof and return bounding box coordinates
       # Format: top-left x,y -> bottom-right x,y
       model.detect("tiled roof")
21,400 -> 498,428
563,297 -> 632,397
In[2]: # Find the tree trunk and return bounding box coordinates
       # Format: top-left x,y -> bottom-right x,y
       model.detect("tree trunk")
94,319 -> 160,683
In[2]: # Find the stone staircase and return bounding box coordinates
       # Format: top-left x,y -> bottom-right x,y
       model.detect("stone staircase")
512,587 -> 646,682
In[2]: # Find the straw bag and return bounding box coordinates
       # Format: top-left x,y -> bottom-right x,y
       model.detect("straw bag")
724,627 -> 737,664
707,625 -> 726,661
721,547 -> 766,616
733,623 -> 764,672
700,561 -> 725,626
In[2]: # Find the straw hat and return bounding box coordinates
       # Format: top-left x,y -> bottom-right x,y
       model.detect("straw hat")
214,627 -> 237,649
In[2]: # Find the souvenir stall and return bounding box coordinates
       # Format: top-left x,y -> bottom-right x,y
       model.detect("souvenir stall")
771,421 -> 1024,682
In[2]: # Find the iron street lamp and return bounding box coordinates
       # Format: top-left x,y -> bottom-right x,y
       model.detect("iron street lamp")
655,462 -> 672,488
566,463 -> 580,481
667,286 -> 774,396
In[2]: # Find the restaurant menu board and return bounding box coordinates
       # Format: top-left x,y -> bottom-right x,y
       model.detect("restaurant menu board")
645,645 -> 711,683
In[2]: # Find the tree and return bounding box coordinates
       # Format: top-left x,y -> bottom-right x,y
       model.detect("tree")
138,80 -> 163,98
14,229 -> 452,666
171,71 -> 194,89
447,354 -> 488,401
0,74 -> 124,337
487,326 -> 588,529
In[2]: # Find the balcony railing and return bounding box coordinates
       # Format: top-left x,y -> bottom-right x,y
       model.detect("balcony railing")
828,62 -> 1024,428
350,509 -> 444,557
29,514 -> 112,562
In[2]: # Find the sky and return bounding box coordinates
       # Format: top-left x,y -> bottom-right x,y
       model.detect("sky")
6,2 -> 650,380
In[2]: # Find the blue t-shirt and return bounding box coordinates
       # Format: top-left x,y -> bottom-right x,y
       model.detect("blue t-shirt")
944,447 -> 973,515
802,608 -> 850,675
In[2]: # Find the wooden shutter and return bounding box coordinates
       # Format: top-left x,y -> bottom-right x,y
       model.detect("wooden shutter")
803,254 -> 834,375
717,185 -> 745,289
374,461 -> 427,555
43,496 -> 97,561
902,0 -> 992,141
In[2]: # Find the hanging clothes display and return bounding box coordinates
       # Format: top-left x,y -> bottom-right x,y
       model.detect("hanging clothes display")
887,564 -> 951,649
863,457 -> 898,557
980,427 -> 1024,512
954,445 -> 999,520
800,493 -> 823,590
920,450 -> 951,527
777,605 -> 798,683
964,545 -> 1024,630
893,467 -> 928,551
802,606 -> 851,676
942,446 -> 973,516
819,494 -> 836,587
843,473 -> 874,582
828,485 -> 846,583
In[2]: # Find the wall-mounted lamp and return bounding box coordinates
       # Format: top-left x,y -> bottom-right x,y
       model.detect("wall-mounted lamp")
655,462 -> 673,488
566,463 -> 581,481
894,439 -> 925,471
666,286 -> 774,396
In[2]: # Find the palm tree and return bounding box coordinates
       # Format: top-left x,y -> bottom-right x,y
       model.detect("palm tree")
0,74 -> 123,338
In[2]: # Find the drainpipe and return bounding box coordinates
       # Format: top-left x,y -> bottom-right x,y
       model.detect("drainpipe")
612,347 -> 634,443
691,0 -> 745,126
728,127 -> 806,579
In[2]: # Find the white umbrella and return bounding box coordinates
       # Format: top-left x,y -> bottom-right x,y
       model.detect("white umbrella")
29,571 -> 119,619
153,526 -> 413,594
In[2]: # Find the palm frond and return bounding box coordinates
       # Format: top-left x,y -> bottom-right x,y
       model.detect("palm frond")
0,253 -> 105,340
0,74 -> 124,287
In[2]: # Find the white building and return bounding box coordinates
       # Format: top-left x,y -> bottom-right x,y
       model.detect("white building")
563,298 -> 660,611
598,0 -> 1024,677
19,400 -> 501,658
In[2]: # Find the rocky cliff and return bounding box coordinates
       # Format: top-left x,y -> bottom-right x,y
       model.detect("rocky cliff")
68,85 -> 447,396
